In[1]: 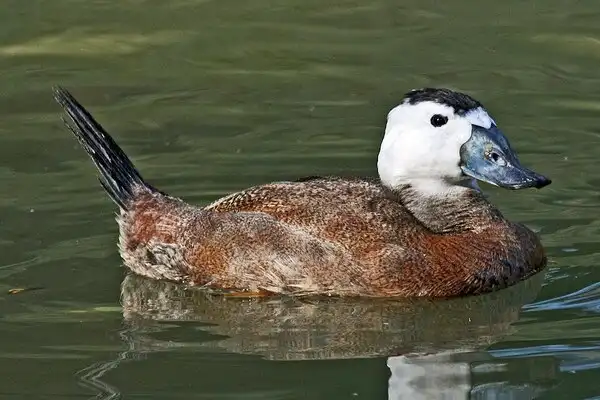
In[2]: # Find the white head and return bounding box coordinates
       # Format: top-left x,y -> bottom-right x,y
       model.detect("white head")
377,88 -> 550,195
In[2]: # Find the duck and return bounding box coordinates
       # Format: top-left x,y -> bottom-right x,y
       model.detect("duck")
53,86 -> 551,298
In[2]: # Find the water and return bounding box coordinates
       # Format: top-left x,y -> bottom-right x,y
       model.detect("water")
1,0 -> 600,398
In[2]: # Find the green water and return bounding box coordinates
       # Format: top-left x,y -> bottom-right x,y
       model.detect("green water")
1,0 -> 600,398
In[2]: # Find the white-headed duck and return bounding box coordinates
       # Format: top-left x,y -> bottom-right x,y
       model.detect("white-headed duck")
53,87 -> 551,298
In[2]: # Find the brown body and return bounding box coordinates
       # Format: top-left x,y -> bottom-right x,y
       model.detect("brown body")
53,87 -> 547,298
118,177 -> 546,297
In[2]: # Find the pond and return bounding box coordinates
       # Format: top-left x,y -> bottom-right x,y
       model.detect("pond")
1,0 -> 600,398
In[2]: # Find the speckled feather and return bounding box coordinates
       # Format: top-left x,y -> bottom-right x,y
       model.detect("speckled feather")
117,177 -> 546,297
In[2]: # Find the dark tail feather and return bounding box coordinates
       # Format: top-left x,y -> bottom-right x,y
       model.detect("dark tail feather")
53,86 -> 154,210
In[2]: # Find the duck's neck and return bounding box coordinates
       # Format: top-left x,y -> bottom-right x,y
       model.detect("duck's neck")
389,179 -> 503,234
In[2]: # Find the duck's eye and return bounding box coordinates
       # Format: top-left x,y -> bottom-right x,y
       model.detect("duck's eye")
487,151 -> 507,166
430,114 -> 448,127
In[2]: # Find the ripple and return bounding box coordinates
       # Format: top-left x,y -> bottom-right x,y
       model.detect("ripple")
524,282 -> 600,313
0,30 -> 190,56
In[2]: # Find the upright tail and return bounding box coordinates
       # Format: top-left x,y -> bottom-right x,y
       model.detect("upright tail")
53,86 -> 156,210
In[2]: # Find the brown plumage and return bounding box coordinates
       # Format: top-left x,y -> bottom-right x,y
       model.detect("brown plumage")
53,87 -> 547,298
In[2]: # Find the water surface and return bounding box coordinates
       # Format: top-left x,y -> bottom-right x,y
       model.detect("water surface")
1,0 -> 600,398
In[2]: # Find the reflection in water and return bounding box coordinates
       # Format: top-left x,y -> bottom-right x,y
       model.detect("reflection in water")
387,352 -> 472,399
70,273 -> 543,399
120,273 -> 544,360
76,348 -> 126,400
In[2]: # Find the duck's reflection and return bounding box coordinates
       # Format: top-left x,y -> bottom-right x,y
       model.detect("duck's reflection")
121,273 -> 541,359
111,273 -> 545,398
387,352 -> 472,399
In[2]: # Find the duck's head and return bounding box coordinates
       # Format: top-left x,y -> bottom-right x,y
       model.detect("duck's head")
377,88 -> 551,194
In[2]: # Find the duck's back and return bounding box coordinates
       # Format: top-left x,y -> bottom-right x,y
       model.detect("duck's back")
205,177 -> 424,246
